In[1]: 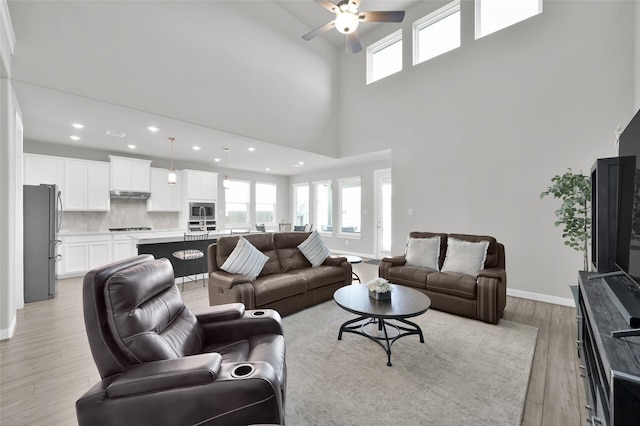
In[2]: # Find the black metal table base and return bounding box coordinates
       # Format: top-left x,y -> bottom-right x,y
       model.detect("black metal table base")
337,315 -> 424,366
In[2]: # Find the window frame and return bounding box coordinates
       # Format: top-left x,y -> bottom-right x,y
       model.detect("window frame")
224,178 -> 251,228
338,176 -> 361,238
255,181 -> 277,227
475,0 -> 543,39
292,182 -> 310,228
313,180 -> 333,236
366,29 -> 403,85
412,0 -> 461,66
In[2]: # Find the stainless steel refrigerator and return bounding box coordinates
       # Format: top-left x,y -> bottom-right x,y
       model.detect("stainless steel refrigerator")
23,184 -> 62,302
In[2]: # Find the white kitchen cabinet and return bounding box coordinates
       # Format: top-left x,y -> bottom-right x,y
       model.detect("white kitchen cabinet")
183,169 -> 217,201
59,235 -> 111,278
112,234 -> 135,261
64,159 -> 110,211
23,153 -> 64,190
109,155 -> 151,192
147,168 -> 182,211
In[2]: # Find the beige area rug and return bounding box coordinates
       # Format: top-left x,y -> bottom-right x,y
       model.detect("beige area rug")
283,301 -> 538,426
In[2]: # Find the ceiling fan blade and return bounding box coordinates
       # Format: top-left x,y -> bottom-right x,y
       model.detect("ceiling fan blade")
359,10 -> 405,23
302,20 -> 336,41
313,0 -> 339,13
347,31 -> 362,54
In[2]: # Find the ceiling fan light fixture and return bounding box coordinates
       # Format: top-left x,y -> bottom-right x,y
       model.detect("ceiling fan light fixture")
335,11 -> 359,34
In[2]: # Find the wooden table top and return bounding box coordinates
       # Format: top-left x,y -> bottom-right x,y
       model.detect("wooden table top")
333,284 -> 431,319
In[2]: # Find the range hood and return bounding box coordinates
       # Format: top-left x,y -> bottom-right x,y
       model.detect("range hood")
110,190 -> 151,200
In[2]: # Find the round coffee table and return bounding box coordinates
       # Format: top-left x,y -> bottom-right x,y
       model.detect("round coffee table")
333,284 -> 431,366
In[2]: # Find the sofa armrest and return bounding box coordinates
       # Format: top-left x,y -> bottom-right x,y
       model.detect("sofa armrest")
193,303 -> 245,323
379,255 -> 406,280
200,309 -> 284,344
475,268 -> 507,324
477,268 -> 505,281
324,255 -> 347,266
209,270 -> 252,289
76,359 -> 284,426
105,353 -> 221,398
381,256 -> 406,266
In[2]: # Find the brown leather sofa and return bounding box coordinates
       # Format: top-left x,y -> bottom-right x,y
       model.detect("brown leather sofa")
208,231 -> 352,316
379,232 -> 507,324
76,255 -> 286,426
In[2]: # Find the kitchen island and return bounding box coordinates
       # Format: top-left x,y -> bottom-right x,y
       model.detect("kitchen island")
130,231 -> 221,279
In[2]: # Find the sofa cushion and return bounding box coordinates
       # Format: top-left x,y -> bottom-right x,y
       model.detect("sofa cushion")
217,234 -> 282,276
274,232 -> 314,272
387,266 -> 433,290
441,237 -> 489,276
105,258 -> 204,362
253,274 -> 308,306
298,230 -> 330,267
426,272 -> 477,300
409,232 -> 448,269
405,236 -> 440,270
293,265 -> 346,290
220,238 -> 269,280
449,233 -> 498,268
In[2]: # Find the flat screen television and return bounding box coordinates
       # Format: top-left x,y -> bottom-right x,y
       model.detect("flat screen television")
616,109 -> 640,283
605,109 -> 640,328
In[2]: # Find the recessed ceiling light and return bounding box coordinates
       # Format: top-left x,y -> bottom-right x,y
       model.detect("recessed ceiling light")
106,130 -> 126,138
265,167 -> 271,172
147,126 -> 159,132
128,145 -> 136,149
72,123 -> 84,129
248,147 -> 256,152
193,146 -> 201,151
298,161 -> 304,165
70,135 -> 81,141
214,158 -> 221,162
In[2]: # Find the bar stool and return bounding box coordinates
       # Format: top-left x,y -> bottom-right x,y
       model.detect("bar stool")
172,232 -> 208,291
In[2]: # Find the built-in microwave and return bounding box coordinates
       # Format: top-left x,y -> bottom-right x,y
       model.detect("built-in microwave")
189,202 -> 215,221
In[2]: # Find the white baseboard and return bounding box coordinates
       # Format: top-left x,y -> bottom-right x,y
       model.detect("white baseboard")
507,288 -> 575,307
0,314 -> 16,340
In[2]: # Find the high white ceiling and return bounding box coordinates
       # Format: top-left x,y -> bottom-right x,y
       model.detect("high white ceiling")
8,0 -> 417,175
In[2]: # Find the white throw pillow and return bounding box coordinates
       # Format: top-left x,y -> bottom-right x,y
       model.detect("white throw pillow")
441,238 -> 490,276
298,230 -> 330,267
220,237 -> 268,280
405,237 -> 440,270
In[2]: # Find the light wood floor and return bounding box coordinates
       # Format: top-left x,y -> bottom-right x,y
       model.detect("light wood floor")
0,262 -> 586,425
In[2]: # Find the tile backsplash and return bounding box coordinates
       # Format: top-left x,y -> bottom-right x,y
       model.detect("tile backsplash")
60,198 -> 180,232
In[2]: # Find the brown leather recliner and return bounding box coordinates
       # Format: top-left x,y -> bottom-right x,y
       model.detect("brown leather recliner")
75,255 -> 286,426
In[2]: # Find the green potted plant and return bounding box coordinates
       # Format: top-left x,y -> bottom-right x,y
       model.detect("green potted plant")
541,169 -> 592,270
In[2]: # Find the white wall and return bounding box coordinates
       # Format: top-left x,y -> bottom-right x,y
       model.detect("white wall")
0,81 -> 23,339
290,158 -> 391,257
8,1 -> 341,156
0,0 -> 20,340
337,0 -> 636,302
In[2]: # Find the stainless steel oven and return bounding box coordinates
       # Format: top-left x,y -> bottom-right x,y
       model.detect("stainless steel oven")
189,202 -> 215,221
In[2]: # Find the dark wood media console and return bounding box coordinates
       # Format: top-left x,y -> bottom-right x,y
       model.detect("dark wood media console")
577,272 -> 640,425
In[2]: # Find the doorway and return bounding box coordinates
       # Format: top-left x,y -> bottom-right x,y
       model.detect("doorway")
374,169 -> 391,260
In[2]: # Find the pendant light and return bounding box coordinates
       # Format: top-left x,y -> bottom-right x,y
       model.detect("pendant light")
168,137 -> 177,185
222,148 -> 231,189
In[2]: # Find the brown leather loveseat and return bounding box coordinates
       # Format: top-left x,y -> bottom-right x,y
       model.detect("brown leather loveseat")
208,231 -> 352,316
379,232 -> 507,324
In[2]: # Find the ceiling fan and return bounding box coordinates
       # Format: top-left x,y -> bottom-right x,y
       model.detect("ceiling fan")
302,0 -> 405,54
